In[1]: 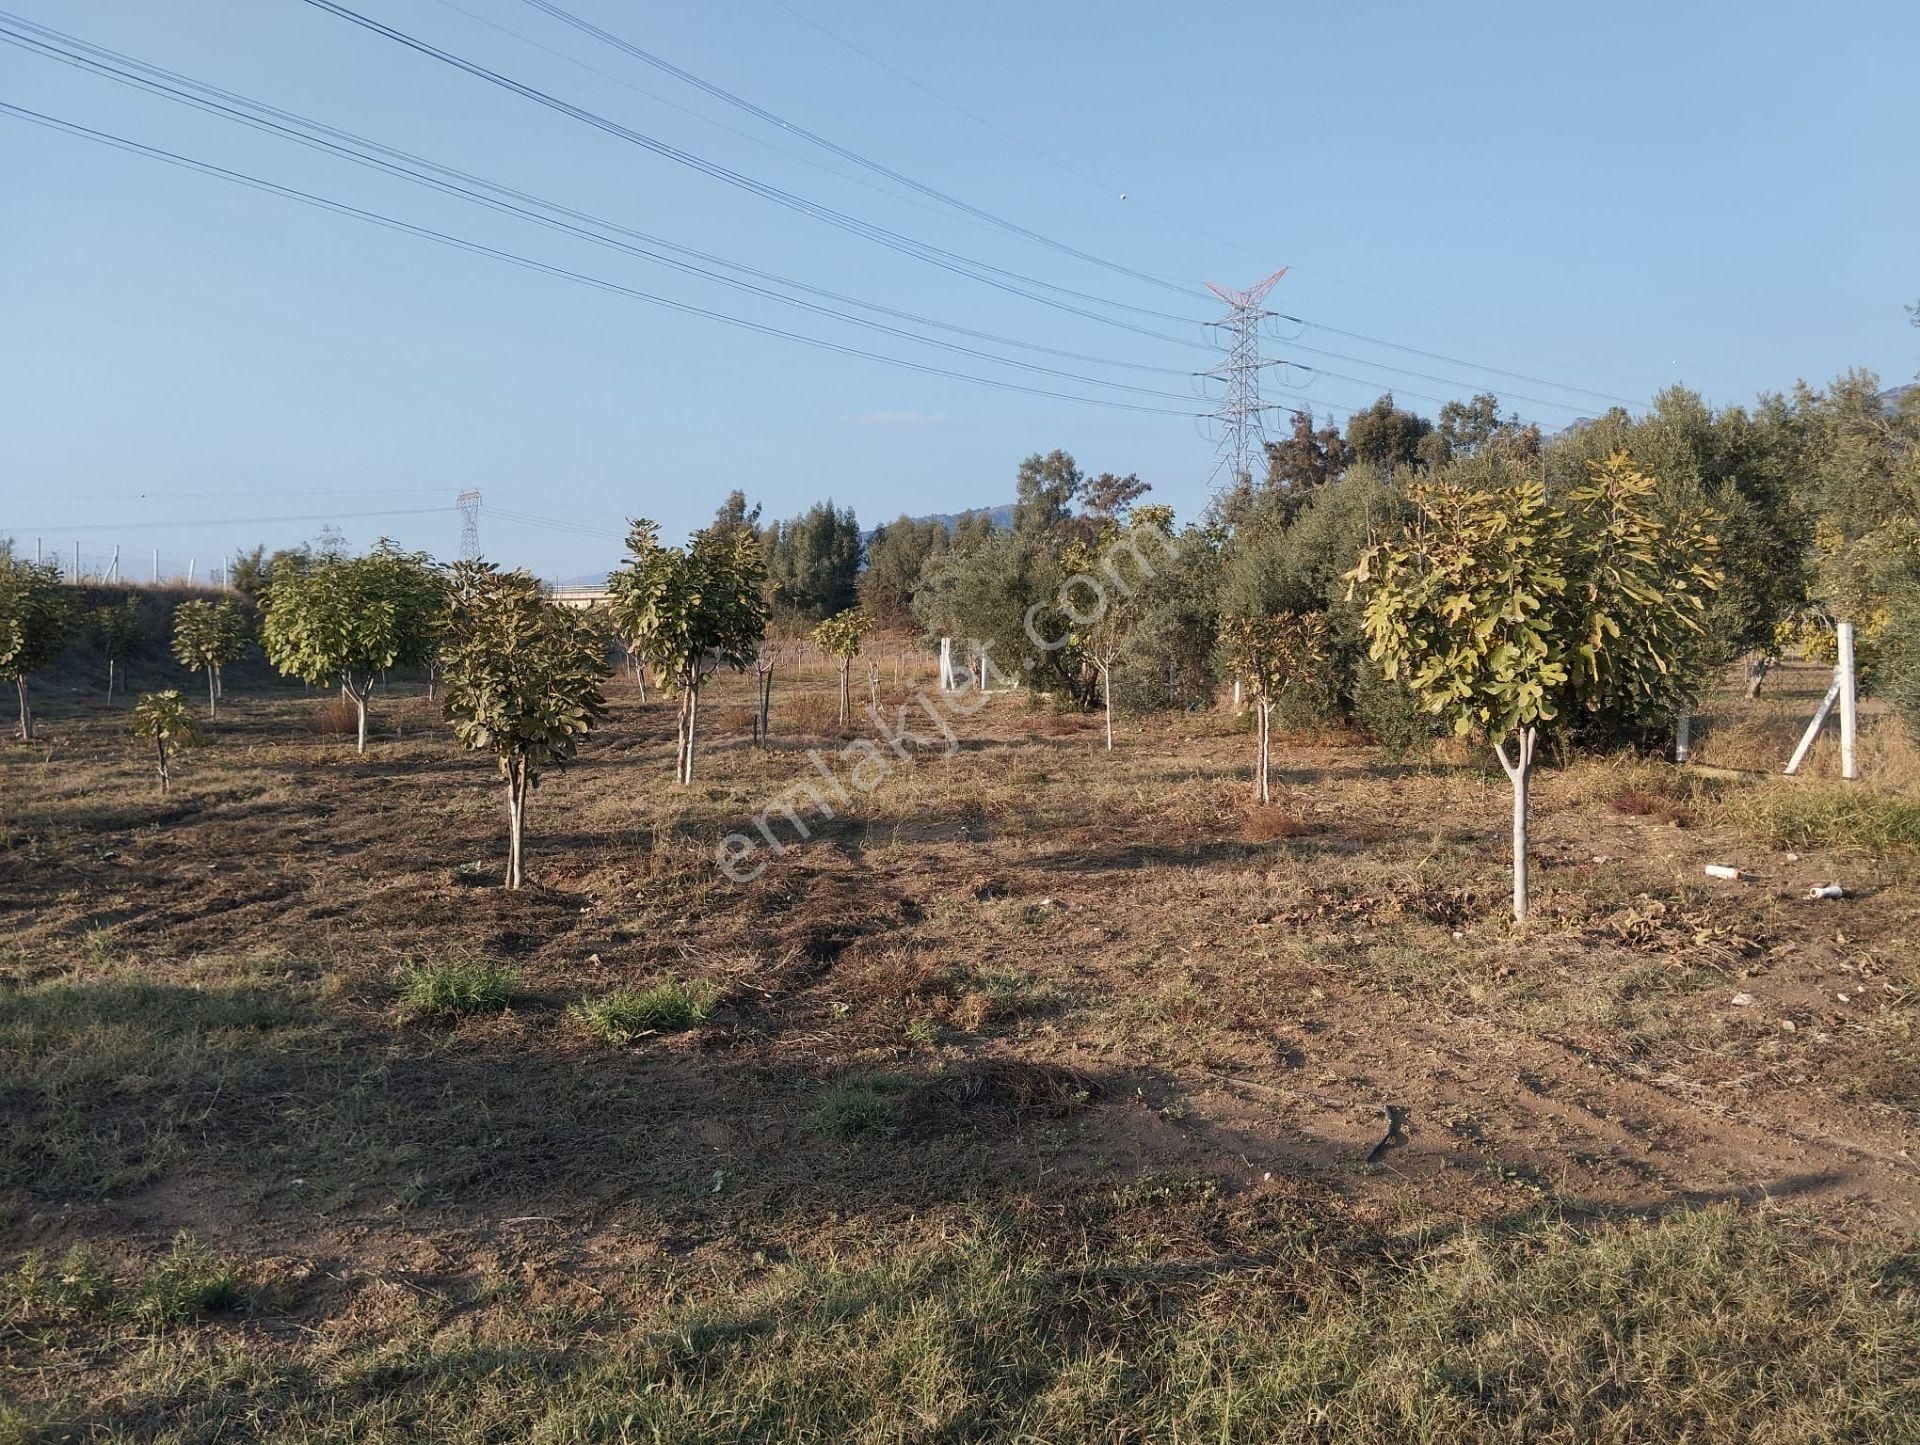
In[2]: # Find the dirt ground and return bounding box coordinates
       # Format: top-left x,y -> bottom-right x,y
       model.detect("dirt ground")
2,651 -> 1917,1436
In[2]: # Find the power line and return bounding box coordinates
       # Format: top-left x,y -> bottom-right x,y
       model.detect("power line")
15,504 -> 454,532
293,0 -> 1214,335
0,101 -> 1208,418
421,0 -> 1043,245
514,0 -> 1200,299
10,13 -> 1623,425
1271,317 -> 1638,408
763,0 -> 1259,263
0,14 -> 1200,381
2,15 -> 1201,401
761,0 -> 1689,392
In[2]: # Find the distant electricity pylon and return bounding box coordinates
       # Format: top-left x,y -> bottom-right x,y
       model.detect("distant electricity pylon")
1202,268 -> 1288,492
456,489 -> 482,561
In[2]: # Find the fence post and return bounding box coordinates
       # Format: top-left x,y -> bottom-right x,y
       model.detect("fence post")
153,548 -> 159,584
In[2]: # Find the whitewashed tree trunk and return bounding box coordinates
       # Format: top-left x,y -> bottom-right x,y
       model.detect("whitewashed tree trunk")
1493,725 -> 1538,924
156,736 -> 170,796
1254,697 -> 1272,804
1103,663 -> 1114,752
16,677 -> 32,741
505,761 -> 527,888
206,666 -> 218,718
679,683 -> 700,785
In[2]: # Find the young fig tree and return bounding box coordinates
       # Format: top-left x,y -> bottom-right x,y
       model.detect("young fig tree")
810,607 -> 872,726
1348,455 -> 1718,924
0,556 -> 73,741
260,555 -> 401,752
129,689 -> 200,795
171,598 -> 248,717
606,519 -> 768,785
440,562 -> 609,888
1218,611 -> 1330,804
91,598 -> 143,702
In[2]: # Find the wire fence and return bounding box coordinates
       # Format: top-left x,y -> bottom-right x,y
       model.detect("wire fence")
22,539 -> 237,589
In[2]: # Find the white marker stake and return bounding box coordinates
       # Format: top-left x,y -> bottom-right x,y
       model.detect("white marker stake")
1836,622 -> 1857,781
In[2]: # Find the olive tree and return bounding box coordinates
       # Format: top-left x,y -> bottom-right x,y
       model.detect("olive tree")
440,562 -> 608,888
811,607 -> 872,726
0,556 -> 73,741
1218,612 -> 1330,803
261,556 -> 400,752
607,519 -> 768,785
171,599 -> 249,717
129,689 -> 200,796
1348,454 -> 1719,923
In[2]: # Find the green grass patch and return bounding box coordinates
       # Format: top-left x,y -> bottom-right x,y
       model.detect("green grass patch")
396,959 -> 519,1020
811,1074 -> 909,1139
1731,783 -> 1920,855
5,1234 -> 240,1328
6,1208 -> 1917,1441
571,980 -> 715,1044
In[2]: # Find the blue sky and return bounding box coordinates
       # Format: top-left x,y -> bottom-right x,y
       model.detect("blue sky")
3,0 -> 1915,580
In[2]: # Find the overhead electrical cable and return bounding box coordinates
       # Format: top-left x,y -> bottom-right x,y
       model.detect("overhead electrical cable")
0,102 -> 1220,418
15,504 -> 454,532
763,0 -> 1684,393
421,0 -> 1044,244
292,0 -> 1214,336
0,27 -> 1196,399
1272,318 -> 1638,408
513,0 -> 1201,299
0,16 -> 1197,382
762,0 -> 1260,263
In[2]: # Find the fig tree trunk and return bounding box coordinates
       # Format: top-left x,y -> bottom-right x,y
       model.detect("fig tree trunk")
156,736 -> 169,796
1102,663 -> 1113,752
1254,698 -> 1272,804
206,665 -> 218,718
676,681 -> 701,785
1493,725 -> 1539,924
504,758 -> 527,888
15,676 -> 31,742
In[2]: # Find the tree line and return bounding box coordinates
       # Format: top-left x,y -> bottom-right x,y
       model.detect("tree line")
2,355 -> 1914,905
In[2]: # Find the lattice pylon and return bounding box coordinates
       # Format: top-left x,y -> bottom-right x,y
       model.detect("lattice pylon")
1201,268 -> 1287,493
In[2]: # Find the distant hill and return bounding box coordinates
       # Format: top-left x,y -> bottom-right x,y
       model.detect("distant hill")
867,503 -> 1015,538
1879,383 -> 1915,415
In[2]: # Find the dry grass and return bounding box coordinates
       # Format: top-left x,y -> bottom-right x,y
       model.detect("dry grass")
3,663 -> 1918,1438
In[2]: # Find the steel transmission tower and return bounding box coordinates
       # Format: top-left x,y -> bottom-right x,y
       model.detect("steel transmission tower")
1202,268 -> 1288,492
456,489 -> 482,561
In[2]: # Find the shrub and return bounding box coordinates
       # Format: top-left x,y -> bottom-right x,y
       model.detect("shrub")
572,981 -> 714,1044
397,960 -> 518,1019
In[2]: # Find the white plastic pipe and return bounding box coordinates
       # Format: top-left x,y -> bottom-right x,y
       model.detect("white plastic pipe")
1785,678 -> 1841,775
1836,621 -> 1857,781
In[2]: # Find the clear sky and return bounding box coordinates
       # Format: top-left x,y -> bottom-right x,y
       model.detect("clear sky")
4,0 -> 1915,580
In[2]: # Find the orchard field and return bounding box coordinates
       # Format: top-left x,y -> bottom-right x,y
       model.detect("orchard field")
3,652 -> 1918,1441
